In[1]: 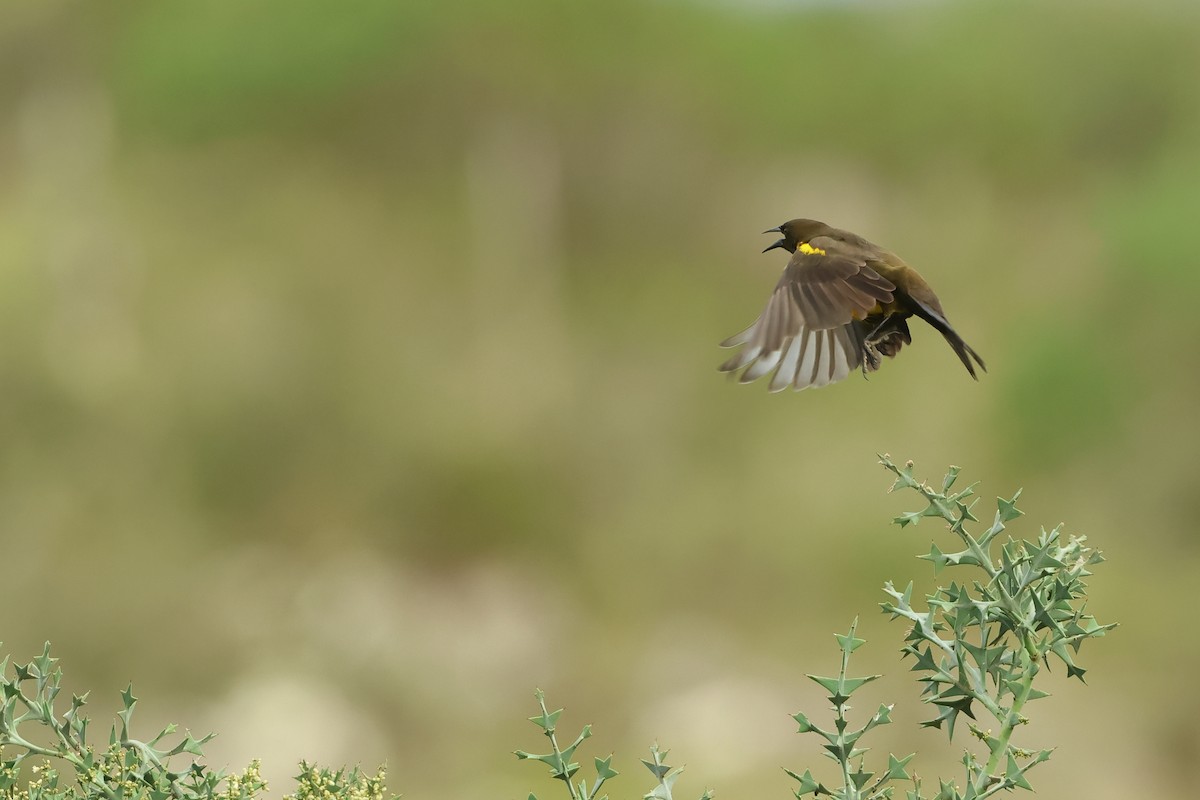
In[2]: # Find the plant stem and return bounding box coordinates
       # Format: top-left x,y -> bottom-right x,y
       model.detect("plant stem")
536,694 -> 581,800
837,621 -> 859,800
981,657 -> 1036,789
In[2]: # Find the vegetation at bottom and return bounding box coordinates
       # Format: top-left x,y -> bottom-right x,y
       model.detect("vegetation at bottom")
0,649 -> 391,800
516,457 -> 1113,800
1,458 -> 1111,800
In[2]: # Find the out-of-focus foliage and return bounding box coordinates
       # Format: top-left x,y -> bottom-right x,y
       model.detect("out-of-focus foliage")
0,1 -> 1196,798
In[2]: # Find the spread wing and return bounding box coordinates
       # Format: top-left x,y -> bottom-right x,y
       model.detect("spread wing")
719,250 -> 895,391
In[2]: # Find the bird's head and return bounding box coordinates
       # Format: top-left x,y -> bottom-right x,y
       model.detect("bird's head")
762,218 -> 832,253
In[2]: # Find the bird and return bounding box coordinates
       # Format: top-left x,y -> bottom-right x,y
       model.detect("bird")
719,218 -> 985,392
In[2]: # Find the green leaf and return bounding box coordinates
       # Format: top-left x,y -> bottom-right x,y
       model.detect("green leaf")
120,684 -> 137,710
849,765 -> 873,789
941,466 -> 962,492
998,492 -> 1024,522
834,632 -> 866,655
922,692 -> 975,739
930,694 -> 976,719
32,644 -> 56,679
1004,753 -> 1032,790
182,732 -> 212,756
783,768 -> 824,796
955,498 -> 979,523
919,542 -> 949,573
117,684 -> 137,737
792,711 -> 816,733
594,755 -> 618,781
559,725 -> 593,765
905,646 -> 939,674
514,749 -> 544,761
807,674 -> 879,697
643,768 -> 680,800
529,708 -> 563,731
885,753 -> 914,781
1004,679 -> 1050,702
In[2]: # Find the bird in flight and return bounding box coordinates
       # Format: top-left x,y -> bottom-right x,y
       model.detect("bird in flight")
720,218 -> 985,392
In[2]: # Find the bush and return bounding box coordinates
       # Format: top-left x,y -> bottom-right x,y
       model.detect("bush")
0,651 -> 391,800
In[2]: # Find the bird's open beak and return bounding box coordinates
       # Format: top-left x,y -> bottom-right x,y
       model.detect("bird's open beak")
762,227 -> 786,253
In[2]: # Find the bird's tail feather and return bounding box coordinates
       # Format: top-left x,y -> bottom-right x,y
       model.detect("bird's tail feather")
909,302 -> 986,380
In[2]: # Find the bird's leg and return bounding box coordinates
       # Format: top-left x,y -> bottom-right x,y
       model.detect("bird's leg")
848,321 -> 878,378
857,315 -> 890,377
865,314 -> 893,342
861,341 -> 882,376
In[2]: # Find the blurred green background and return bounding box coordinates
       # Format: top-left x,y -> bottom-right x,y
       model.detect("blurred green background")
1,0 -> 1198,796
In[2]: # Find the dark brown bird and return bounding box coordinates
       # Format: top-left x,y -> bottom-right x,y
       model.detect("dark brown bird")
720,219 -> 985,391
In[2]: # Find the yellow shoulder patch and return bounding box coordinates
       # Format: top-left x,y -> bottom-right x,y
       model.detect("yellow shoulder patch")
798,242 -> 826,256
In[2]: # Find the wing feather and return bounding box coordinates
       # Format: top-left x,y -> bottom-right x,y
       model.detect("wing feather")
768,336 -> 802,393
719,249 -> 891,390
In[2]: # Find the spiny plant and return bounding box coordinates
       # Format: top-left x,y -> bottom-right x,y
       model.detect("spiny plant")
0,645 -> 392,800
784,457 -> 1115,800
515,689 -> 712,800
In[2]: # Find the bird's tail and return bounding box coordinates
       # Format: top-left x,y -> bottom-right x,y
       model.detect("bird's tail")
909,303 -> 986,380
